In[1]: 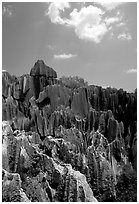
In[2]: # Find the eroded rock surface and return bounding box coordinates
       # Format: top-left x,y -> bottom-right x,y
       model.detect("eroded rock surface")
2,123 -> 97,202
2,60 -> 137,202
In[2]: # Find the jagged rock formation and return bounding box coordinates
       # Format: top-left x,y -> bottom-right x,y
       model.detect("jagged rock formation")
2,121 -> 97,202
71,87 -> 89,118
2,60 -> 137,202
30,60 -> 57,99
2,169 -> 30,202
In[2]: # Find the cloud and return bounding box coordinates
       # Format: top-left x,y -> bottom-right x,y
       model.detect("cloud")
126,68 -> 137,74
47,3 -> 127,43
104,17 -> 120,26
47,3 -> 108,43
95,2 -> 124,11
117,32 -> 132,40
54,53 -> 77,59
46,2 -> 70,25
110,32 -> 114,39
68,5 -> 108,43
2,5 -> 13,17
48,44 -> 56,51
116,22 -> 126,27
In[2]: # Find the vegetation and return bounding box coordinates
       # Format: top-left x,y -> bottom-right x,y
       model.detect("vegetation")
59,76 -> 88,90
115,164 -> 137,202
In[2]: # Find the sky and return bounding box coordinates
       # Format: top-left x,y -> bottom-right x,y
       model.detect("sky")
2,2 -> 137,92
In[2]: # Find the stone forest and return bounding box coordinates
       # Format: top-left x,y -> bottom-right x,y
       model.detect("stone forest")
2,60 -> 137,202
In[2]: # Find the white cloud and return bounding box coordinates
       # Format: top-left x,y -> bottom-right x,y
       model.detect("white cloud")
46,2 -> 70,25
47,3 -> 127,43
116,22 -> 126,27
105,17 -> 120,26
54,53 -> 77,59
2,5 -> 12,17
126,69 -> 137,74
117,32 -> 132,40
110,32 -> 114,39
48,44 -> 56,51
68,5 -> 108,43
95,2 -> 124,11
47,3 -> 108,43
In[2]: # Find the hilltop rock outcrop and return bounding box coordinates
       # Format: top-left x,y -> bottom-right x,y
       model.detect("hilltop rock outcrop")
2,60 -> 137,202
30,60 -> 57,99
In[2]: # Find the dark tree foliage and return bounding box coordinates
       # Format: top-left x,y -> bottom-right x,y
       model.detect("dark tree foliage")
59,76 -> 88,90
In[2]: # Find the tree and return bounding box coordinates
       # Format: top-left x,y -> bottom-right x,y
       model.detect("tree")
59,76 -> 88,90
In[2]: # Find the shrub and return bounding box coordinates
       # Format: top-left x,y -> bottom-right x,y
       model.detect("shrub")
59,76 -> 88,90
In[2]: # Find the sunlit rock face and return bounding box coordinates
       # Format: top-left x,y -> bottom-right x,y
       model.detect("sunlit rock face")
2,122 -> 97,202
2,70 -> 17,98
2,169 -> 30,202
2,60 -> 137,202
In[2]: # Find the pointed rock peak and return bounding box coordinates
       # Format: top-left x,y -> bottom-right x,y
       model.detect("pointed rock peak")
2,70 -> 8,73
35,59 -> 45,67
2,70 -> 17,83
30,59 -> 57,78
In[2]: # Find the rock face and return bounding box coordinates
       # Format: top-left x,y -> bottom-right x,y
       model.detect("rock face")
30,60 -> 57,99
71,87 -> 89,118
2,169 -> 30,202
2,70 -> 17,98
2,60 -> 137,202
2,122 -> 97,202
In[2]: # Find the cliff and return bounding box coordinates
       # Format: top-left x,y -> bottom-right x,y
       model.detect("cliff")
2,60 -> 137,202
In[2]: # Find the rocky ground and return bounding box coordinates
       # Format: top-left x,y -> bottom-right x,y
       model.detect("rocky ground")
2,60 -> 137,202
